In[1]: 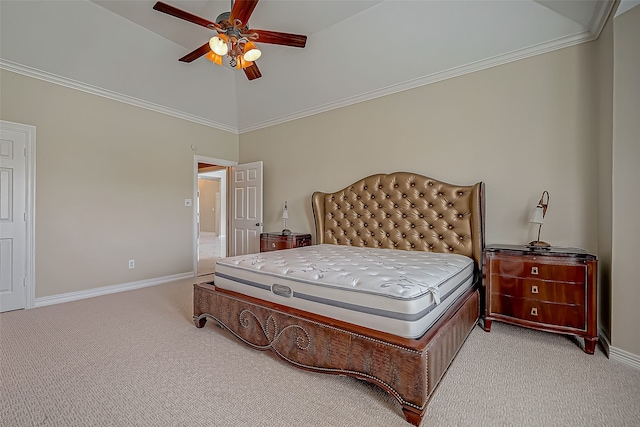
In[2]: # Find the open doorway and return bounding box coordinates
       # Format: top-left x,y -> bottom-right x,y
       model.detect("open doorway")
197,165 -> 225,275
193,156 -> 263,276
194,156 -> 236,277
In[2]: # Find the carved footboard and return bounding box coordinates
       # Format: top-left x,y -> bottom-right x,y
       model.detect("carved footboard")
193,282 -> 479,426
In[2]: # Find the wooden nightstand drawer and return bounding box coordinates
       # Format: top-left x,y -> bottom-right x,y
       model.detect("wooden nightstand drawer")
490,294 -> 585,330
488,274 -> 586,304
262,238 -> 291,251
492,255 -> 586,282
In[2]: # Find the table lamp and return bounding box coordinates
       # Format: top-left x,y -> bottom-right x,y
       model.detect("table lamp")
282,201 -> 291,235
528,191 -> 550,248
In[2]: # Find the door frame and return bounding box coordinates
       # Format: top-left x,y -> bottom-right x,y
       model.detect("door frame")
193,155 -> 237,276
0,120 -> 36,309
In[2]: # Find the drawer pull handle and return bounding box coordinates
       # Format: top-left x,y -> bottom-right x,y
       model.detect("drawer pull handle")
531,266 -> 539,275
531,285 -> 539,294
271,243 -> 276,247
531,307 -> 538,316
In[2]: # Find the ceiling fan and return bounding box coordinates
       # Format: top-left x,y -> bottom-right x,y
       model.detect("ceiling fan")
153,1 -> 307,80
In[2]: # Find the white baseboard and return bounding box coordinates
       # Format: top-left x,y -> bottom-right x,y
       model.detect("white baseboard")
34,272 -> 194,308
609,346 -> 640,371
598,327 -> 640,371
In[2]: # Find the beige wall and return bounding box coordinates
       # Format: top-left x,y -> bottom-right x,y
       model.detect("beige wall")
0,70 -> 238,297
240,42 -> 600,255
612,5 -> 640,356
198,179 -> 220,233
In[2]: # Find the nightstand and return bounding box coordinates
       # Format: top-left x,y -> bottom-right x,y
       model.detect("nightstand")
260,232 -> 312,252
483,244 -> 598,354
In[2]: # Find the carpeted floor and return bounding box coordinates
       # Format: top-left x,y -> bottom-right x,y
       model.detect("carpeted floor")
1,276 -> 639,426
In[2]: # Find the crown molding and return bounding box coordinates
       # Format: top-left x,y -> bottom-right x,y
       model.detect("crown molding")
0,59 -> 238,134
591,0 -> 616,35
239,25 -> 608,134
2,0 -> 614,137
615,0 -> 640,17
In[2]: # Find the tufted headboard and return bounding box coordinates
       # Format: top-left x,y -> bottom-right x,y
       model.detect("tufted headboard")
311,172 -> 485,269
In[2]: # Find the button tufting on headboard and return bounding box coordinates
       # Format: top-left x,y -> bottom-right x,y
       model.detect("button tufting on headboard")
312,172 -> 485,268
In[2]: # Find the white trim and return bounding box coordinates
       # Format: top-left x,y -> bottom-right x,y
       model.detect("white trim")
0,120 -> 36,310
1,0 -> 615,136
193,156 -> 237,276
239,30 -> 601,133
609,346 -> 640,371
601,327 -> 640,370
590,0 -> 616,34
0,60 -> 238,134
34,272 -> 193,308
194,156 -> 237,168
615,0 -> 640,18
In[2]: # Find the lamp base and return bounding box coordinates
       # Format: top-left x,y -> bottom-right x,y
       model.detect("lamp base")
281,229 -> 291,236
527,240 -> 551,248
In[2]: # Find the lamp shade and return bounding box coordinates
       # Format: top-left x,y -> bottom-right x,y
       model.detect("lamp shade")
205,51 -> 223,66
235,56 -> 253,69
243,41 -> 262,62
209,34 -> 229,56
530,206 -> 545,224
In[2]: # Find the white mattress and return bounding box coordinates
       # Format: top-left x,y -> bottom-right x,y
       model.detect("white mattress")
213,244 -> 475,339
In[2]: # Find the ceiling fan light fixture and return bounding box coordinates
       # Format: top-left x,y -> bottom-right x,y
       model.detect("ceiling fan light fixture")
153,1 -> 308,80
243,41 -> 261,62
209,34 -> 229,56
205,51 -> 223,66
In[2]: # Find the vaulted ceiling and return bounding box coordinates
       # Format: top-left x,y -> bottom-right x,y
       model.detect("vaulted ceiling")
0,1 -> 616,134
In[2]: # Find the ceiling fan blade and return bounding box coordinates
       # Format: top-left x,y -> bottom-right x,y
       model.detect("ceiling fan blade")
230,0 -> 259,26
250,29 -> 307,48
153,1 -> 220,30
244,62 -> 262,80
179,43 -> 211,63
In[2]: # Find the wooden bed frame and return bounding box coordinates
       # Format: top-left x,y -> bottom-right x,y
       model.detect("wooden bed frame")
194,172 -> 485,425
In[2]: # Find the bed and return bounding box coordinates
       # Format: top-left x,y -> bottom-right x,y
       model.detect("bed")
193,172 -> 485,426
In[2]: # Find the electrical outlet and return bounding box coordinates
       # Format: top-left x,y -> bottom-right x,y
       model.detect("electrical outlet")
129,259 -> 135,269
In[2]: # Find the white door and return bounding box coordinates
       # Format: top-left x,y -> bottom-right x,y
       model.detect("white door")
0,126 -> 27,312
230,161 -> 263,256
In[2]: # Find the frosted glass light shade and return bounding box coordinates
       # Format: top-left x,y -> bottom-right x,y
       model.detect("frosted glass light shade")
209,34 -> 229,56
530,206 -> 545,224
243,42 -> 261,62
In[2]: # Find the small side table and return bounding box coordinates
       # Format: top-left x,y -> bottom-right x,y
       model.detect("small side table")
483,244 -> 598,354
260,232 -> 312,252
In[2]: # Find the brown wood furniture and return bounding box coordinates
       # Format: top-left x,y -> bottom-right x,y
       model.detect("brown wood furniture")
193,172 -> 485,426
483,244 -> 598,354
260,232 -> 312,252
